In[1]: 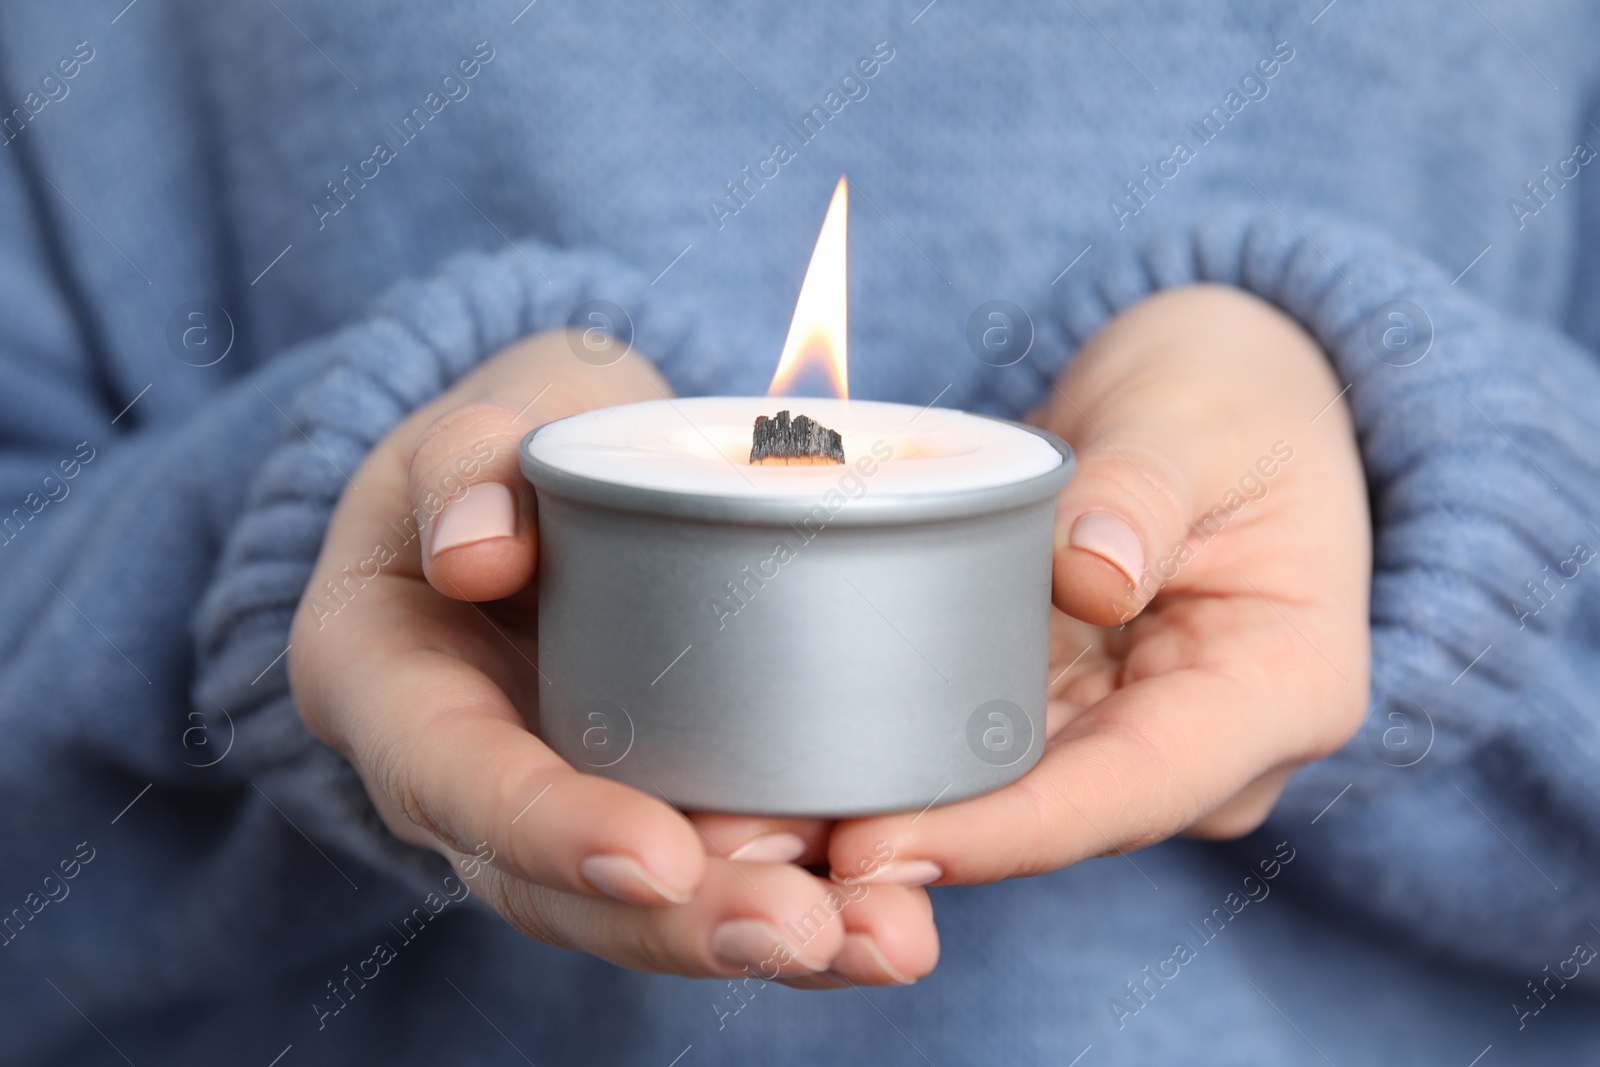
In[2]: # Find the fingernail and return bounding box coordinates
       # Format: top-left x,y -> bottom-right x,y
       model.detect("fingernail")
579,854 -> 691,906
432,482 -> 516,556
826,933 -> 917,986
712,919 -> 826,974
728,832 -> 807,864
1068,511 -> 1144,586
836,860 -> 943,887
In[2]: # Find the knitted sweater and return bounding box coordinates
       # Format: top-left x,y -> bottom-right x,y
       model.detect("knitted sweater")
3,1 -> 1599,1063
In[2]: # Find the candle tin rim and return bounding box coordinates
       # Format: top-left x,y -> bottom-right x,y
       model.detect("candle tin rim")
519,414 -> 1074,526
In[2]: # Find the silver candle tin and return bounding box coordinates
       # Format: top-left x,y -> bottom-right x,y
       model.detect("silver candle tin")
519,415 -> 1073,817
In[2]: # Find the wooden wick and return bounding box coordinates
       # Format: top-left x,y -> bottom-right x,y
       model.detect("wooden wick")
749,410 -> 845,466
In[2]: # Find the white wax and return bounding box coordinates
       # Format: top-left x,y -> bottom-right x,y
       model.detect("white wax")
527,397 -> 1062,499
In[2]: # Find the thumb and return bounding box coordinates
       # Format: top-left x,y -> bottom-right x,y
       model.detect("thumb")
410,402 -> 537,602
1050,430 -> 1199,628
1044,285 -> 1341,628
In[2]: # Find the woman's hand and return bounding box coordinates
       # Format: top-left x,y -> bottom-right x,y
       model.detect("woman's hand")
289,282 -> 1366,986
704,285 -> 1372,888
288,329 -> 938,987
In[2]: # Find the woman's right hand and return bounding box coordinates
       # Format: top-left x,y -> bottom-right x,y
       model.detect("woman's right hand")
287,328 -> 938,987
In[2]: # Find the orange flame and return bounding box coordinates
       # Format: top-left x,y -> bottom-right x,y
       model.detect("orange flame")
767,176 -> 849,400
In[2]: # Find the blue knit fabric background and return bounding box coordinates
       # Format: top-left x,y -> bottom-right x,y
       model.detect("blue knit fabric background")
3,1 -> 1600,1063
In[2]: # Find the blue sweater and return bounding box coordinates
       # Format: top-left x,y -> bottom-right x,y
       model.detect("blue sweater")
4,1 -> 1600,1063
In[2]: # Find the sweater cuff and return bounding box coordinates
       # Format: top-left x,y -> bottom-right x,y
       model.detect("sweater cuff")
977,205 -> 1600,714
978,206 -> 1600,968
190,242 -> 709,892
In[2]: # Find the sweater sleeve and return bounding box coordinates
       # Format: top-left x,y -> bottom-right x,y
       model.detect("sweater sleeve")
190,244 -> 708,893
978,204 -> 1600,981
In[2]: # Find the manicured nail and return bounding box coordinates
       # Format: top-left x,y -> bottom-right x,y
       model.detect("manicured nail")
728,832 -> 807,864
432,482 -> 516,556
838,860 -> 943,887
579,854 -> 691,906
826,933 -> 917,986
1068,511 -> 1144,587
712,919 -> 825,974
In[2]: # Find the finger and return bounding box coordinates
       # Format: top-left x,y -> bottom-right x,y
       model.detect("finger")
1046,606 -> 1117,726
688,815 -> 834,866
819,881 -> 939,987
331,640 -> 709,906
408,402 -> 537,602
1044,696 -> 1086,740
478,859 -> 870,981
1049,434 -> 1196,626
827,600 -> 1351,885
1043,286 -> 1340,626
827,673 -> 1252,887
1185,766 -> 1295,839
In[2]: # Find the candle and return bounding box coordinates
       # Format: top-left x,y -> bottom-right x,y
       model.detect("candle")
525,396 -> 1064,498
520,176 -> 1074,816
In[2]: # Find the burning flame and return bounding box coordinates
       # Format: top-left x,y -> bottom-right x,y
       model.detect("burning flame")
767,176 -> 849,400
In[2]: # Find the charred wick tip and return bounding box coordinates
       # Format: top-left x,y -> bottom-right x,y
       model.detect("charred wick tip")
750,410 -> 845,466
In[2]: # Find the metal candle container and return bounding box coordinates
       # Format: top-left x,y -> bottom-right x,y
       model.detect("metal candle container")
519,397 -> 1073,817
